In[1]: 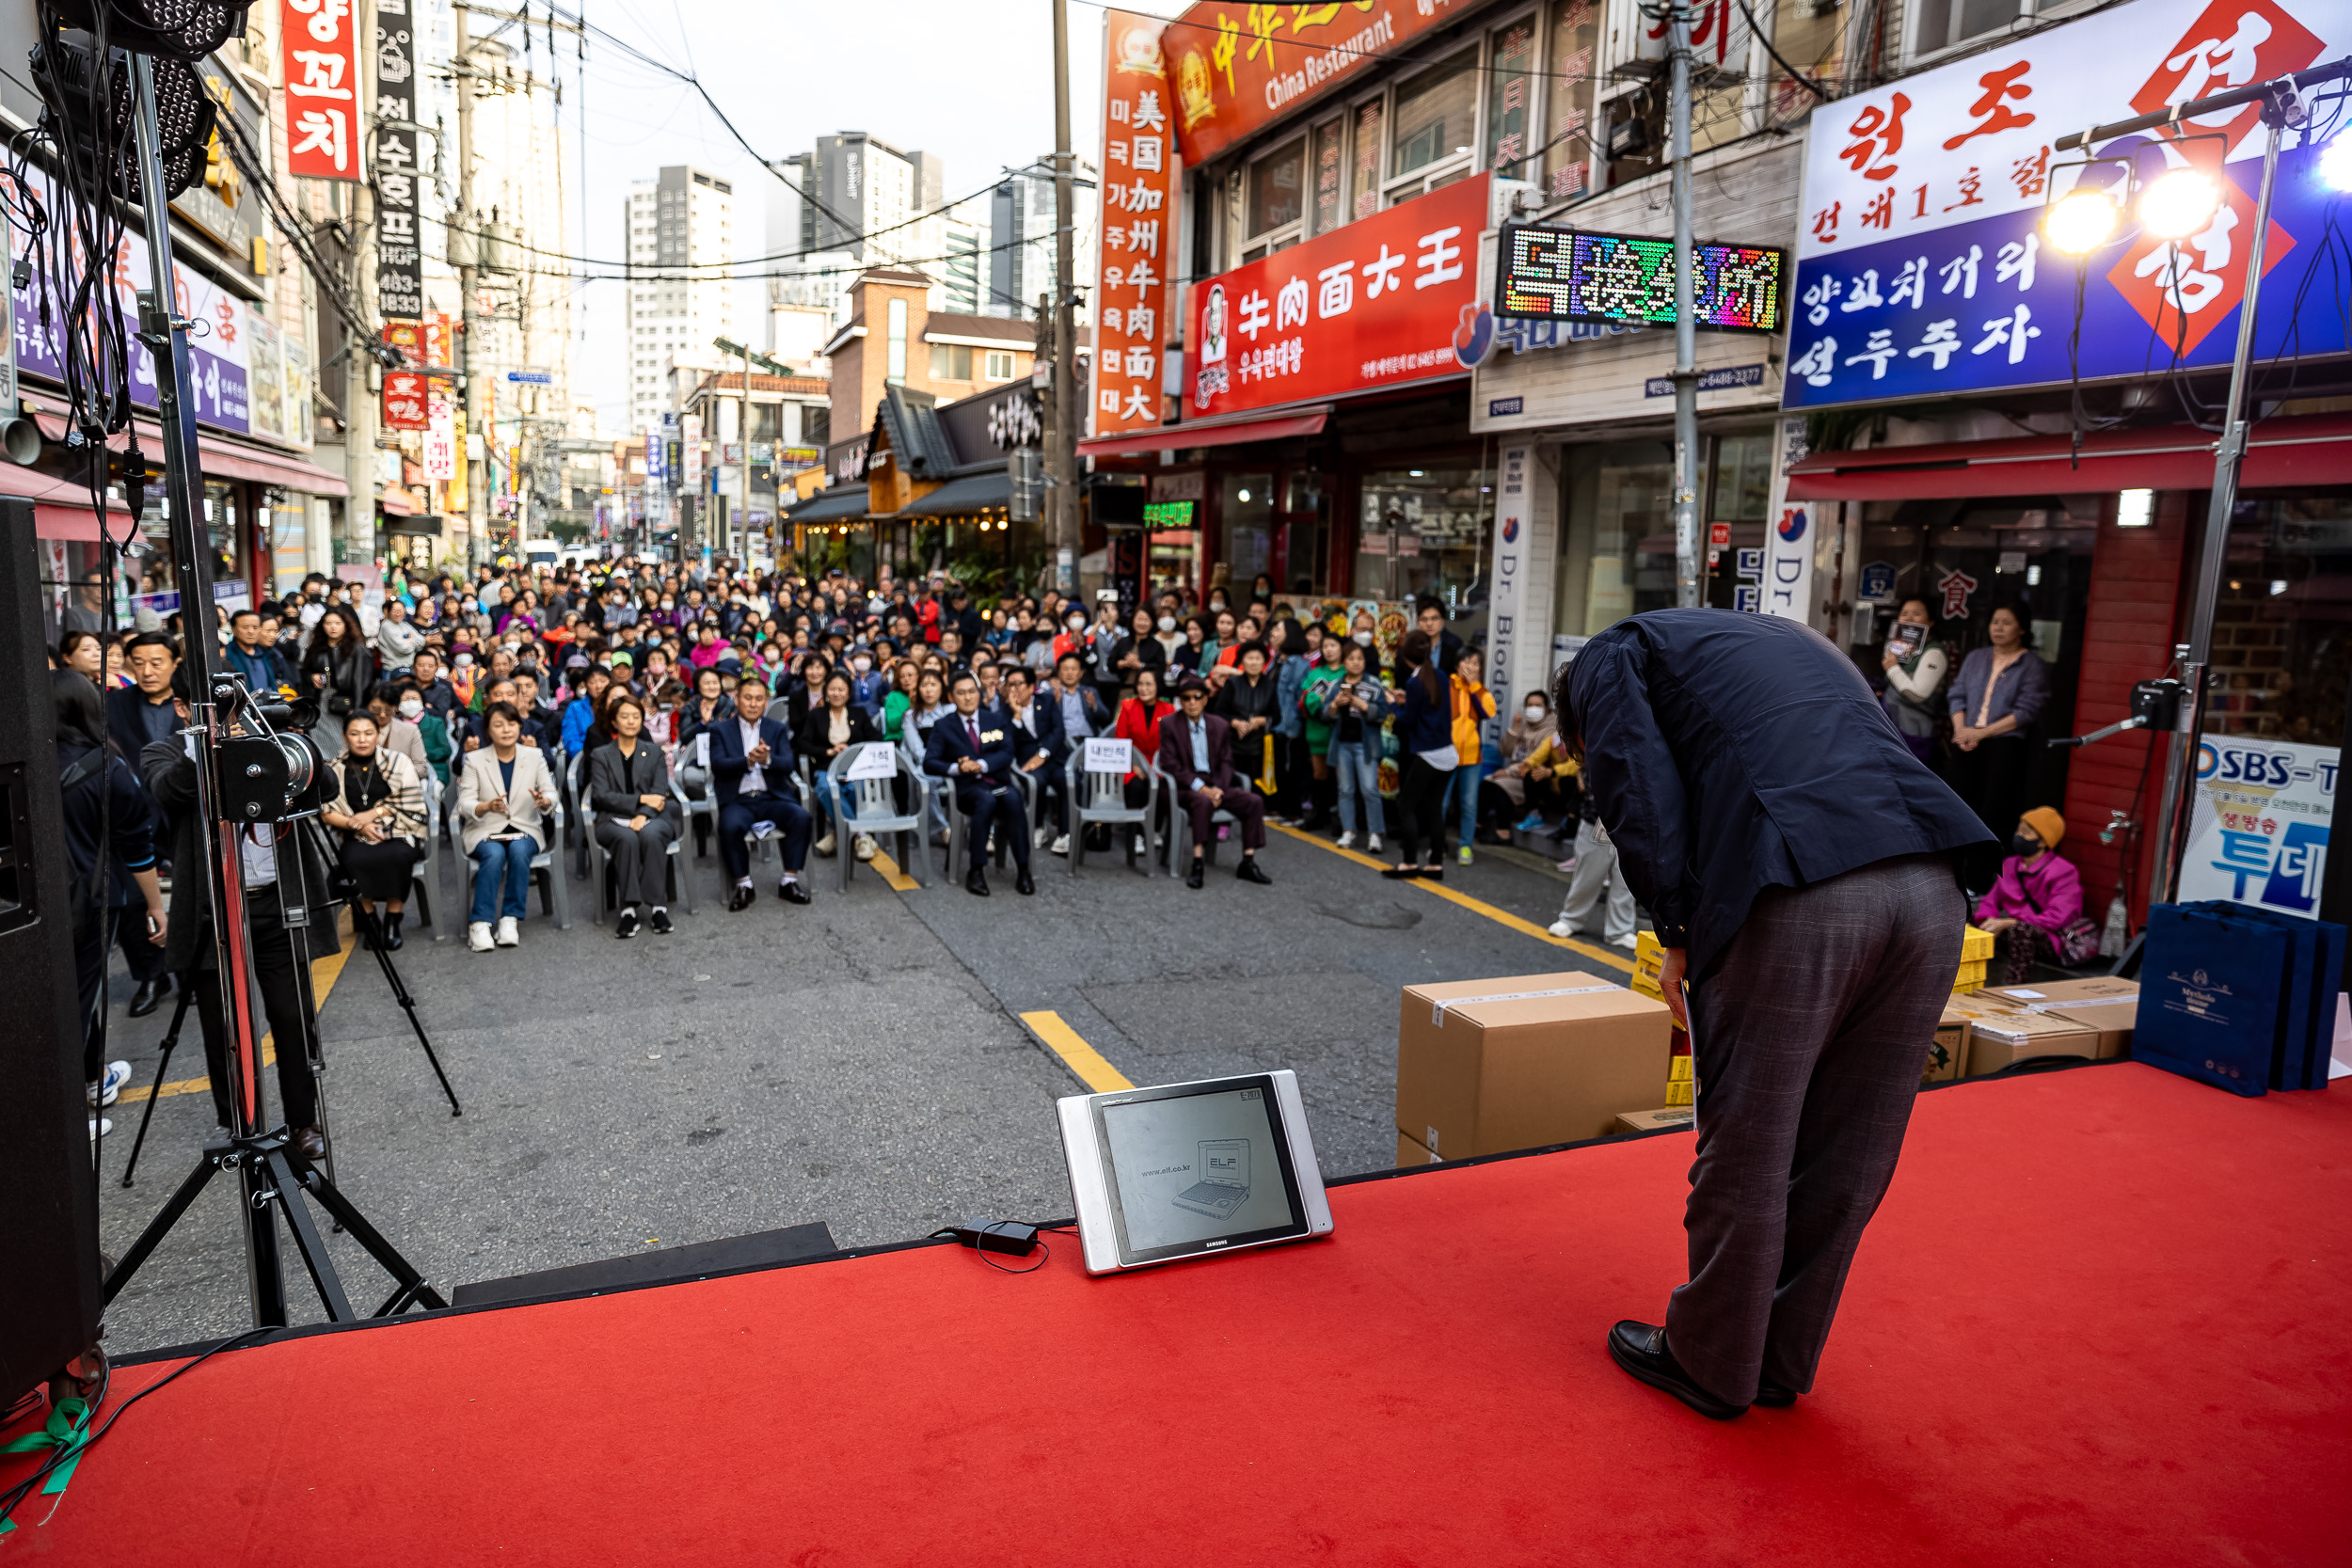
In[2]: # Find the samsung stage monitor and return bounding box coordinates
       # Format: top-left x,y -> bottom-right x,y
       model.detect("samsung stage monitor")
1057,1071 -> 1334,1274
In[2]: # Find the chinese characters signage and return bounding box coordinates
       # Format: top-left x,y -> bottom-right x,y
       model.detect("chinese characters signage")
1094,11 -> 1178,437
382,371 -> 430,430
1785,0 -> 2349,409
281,0 -> 360,181
2180,736 -> 2336,919
1189,174 -> 1486,420
1499,225 -> 1785,332
374,0 -> 423,318
1165,1 -> 1462,166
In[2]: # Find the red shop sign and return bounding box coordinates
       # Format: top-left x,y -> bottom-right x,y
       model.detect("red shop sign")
1188,174 -> 1486,420
382,371 -> 430,431
281,0 -> 360,182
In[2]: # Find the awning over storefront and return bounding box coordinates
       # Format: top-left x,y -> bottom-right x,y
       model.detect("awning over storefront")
787,483 -> 870,524
905,468 -> 1010,517
29,409 -> 352,498
1076,407 -> 1329,458
380,486 -> 416,516
0,463 -> 134,540
1785,413 -> 2352,501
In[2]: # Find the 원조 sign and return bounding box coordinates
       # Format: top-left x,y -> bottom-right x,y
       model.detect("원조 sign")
1782,0 -> 2352,410
1498,226 -> 1786,333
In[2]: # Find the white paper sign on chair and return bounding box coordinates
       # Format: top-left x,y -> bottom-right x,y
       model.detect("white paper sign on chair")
1084,737 -> 1133,773
846,742 -> 898,782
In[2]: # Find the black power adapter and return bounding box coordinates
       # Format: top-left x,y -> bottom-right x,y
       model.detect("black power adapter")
943,1219 -> 1040,1257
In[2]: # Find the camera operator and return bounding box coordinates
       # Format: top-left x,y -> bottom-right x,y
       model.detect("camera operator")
138,671 -> 337,1159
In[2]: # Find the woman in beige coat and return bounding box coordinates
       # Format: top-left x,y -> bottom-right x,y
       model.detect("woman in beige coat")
456,701 -> 560,951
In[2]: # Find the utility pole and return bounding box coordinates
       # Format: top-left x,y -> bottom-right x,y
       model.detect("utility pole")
1667,0 -> 1700,610
1050,0 -> 1079,595
739,341 -> 752,564
454,2 -> 483,572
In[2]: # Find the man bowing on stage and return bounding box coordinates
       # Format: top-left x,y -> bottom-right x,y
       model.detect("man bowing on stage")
1558,610 -> 1992,1419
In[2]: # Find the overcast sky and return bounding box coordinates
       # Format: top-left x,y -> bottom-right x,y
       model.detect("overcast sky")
547,0 -> 1187,431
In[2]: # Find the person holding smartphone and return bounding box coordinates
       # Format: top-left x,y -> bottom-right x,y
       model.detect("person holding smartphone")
1879,598 -> 1947,767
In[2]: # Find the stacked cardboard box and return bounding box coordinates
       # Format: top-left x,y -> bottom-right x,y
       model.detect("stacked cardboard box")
1952,925 -> 1995,995
1396,972 -> 1674,1162
1956,977 -> 2137,1075
1612,1108 -> 1695,1135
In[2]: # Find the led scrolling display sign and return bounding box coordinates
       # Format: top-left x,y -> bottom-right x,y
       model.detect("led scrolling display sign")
1497,224 -> 1787,333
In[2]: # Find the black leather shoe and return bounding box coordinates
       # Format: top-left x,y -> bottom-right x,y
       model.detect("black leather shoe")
649,909 -> 675,935
728,884 -> 757,912
382,913 -> 405,950
615,908 -> 640,940
293,1126 -> 327,1162
778,881 -> 811,906
1015,869 -> 1036,895
965,867 -> 991,896
1234,858 -> 1272,885
1184,861 -> 1205,890
1607,1321 -> 1746,1420
1753,1382 -> 1799,1408
128,976 -> 168,1018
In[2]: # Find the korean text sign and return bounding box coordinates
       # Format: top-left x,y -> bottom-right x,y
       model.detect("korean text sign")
1783,0 -> 2352,410
282,0 -> 360,182
1095,11 -> 1179,437
2181,736 -> 2336,919
374,0 -> 423,317
1164,1 -> 1461,166
1189,174 -> 1486,419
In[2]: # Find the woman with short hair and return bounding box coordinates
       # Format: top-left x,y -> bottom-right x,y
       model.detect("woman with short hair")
322,710 -> 429,949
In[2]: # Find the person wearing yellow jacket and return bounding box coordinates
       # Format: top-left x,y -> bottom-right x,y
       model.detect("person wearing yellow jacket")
1445,646 -> 1499,865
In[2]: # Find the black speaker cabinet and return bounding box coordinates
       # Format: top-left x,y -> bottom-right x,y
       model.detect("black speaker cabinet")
0,496 -> 103,1406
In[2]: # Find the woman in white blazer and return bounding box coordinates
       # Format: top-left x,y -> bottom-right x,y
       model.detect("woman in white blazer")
456,700 -> 559,951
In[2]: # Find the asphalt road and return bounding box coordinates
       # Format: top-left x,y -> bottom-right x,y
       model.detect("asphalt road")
91,814 -> 1633,1356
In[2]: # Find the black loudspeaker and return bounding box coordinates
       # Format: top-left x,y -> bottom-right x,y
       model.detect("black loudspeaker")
0,497 -> 103,1408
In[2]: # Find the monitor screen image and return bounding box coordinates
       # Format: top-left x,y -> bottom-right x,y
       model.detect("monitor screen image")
1497,224 -> 1786,334
1099,1085 -> 1301,1256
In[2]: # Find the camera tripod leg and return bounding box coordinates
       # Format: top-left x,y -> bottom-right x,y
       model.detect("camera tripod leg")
348,901 -> 462,1117
103,1147 -> 220,1306
262,1148 -> 356,1321
279,1146 -> 448,1312
120,983 -> 196,1188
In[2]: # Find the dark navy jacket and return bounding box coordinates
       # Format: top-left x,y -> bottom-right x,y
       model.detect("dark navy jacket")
707,713 -> 797,808
1565,610 -> 1992,978
923,706 -> 1017,791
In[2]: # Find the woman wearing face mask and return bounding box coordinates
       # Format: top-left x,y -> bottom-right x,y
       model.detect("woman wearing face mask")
1295,632 -> 1347,832
1880,598 -> 1948,768
1946,604 -> 2049,892
1975,807 -> 2086,982
397,683 -> 454,787
1152,608 -> 1188,670
321,711 -> 428,950
1483,688 -> 1569,845
364,681 -> 433,782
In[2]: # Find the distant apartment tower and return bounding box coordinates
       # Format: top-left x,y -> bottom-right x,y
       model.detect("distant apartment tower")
768,133 -> 954,334
985,159 -> 1099,320
626,165 -> 736,432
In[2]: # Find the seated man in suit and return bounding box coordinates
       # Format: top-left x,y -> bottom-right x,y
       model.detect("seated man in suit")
708,674 -> 813,911
1000,666 -> 1070,855
923,671 -> 1035,898
1158,674 -> 1273,890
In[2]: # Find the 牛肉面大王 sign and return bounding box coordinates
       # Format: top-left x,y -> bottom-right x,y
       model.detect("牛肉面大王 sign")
1782,0 -> 2352,411
1189,175 -> 1486,419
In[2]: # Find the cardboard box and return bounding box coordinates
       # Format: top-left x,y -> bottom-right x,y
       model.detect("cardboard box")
1396,1128 -> 1442,1167
1963,1008 -> 2103,1075
1613,1107 -> 1696,1135
1972,977 -> 2137,1060
1927,1010 -> 1970,1083
1397,972 -> 1674,1157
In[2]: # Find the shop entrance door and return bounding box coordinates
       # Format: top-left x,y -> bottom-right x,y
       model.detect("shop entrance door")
1273,468 -> 1327,597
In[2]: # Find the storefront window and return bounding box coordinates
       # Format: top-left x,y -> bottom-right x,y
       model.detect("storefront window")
1144,499 -> 1200,598
1546,0 -> 1598,198
1310,119 -> 1345,236
2208,495 -> 2352,747
1389,48 -> 1478,183
1700,432 -> 1772,610
1358,467 -> 1489,608
1484,18 -> 1538,179
1247,136 -> 1307,241
1555,442 -> 1677,638
1221,473 -> 1275,594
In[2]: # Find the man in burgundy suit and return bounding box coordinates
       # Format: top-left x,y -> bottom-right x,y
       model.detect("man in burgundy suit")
1159,674 -> 1273,890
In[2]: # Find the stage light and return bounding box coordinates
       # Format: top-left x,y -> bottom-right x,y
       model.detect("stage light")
2044,188 -> 2122,254
2141,169 -> 2220,238
2321,134 -> 2352,193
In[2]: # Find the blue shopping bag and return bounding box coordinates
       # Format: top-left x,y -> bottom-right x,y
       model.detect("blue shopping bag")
2175,901 -> 2348,1090
2136,904 -> 2293,1098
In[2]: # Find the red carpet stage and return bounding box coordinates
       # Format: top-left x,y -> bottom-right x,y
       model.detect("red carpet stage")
14,1064 -> 2350,1566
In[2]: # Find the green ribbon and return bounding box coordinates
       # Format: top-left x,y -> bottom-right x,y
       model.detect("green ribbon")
0,1397 -> 94,1530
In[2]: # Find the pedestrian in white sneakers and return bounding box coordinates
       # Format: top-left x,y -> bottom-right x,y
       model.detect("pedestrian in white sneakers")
458,701 -> 556,951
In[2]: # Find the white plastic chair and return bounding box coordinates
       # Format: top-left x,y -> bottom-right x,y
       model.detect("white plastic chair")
821,742 -> 929,892
680,729 -> 717,859
1063,745 -> 1157,877
410,770 -> 441,936
456,794 -> 571,931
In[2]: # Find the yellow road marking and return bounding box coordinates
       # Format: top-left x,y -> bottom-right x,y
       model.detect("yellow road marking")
1020,1009 -> 1133,1093
864,847 -> 923,894
112,911 -> 356,1106
1268,823 -> 1635,974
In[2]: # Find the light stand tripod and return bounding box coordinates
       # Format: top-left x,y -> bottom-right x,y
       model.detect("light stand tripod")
97,55 -> 442,1326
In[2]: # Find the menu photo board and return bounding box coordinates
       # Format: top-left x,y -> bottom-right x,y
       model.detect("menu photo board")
1497,225 -> 1786,333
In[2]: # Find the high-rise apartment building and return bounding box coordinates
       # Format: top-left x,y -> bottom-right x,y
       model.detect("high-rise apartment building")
985,159 -> 1100,320
767,134 -> 953,334
626,166 -> 736,433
